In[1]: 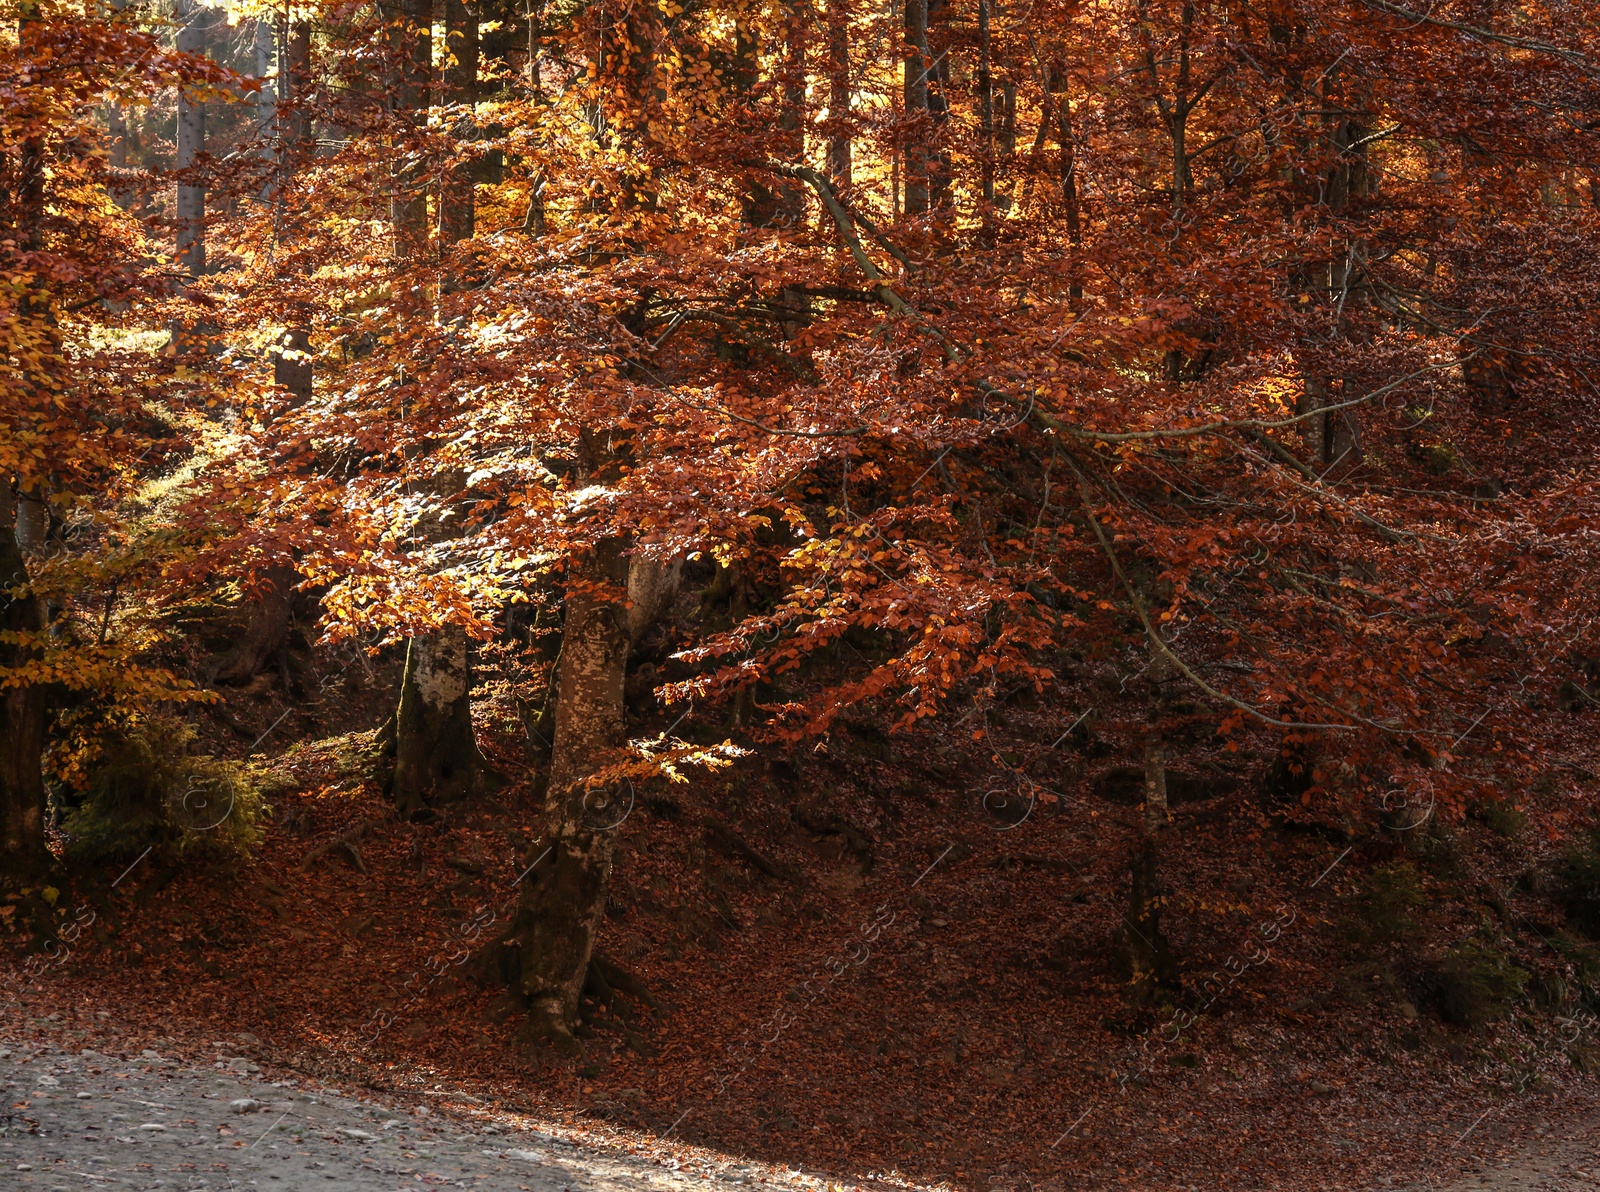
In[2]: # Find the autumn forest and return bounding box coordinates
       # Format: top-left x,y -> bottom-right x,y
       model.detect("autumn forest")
4,0 -> 1600,1187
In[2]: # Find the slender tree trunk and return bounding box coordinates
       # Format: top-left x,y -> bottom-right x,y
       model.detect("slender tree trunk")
4,15 -> 53,880
510,548 -> 677,1046
254,16 -> 277,181
175,0 -> 206,275
0,488 -> 48,880
440,0 -> 479,246
1123,642 -> 1177,999
380,0 -> 487,813
825,0 -> 851,189
977,0 -> 994,207
902,0 -> 930,215
284,20 -> 311,154
386,0 -> 432,260
272,18 -> 314,398
773,0 -> 807,224
1054,70 -> 1082,300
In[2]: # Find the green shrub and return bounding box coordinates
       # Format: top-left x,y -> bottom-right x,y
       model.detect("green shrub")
1426,938 -> 1528,1028
59,716 -> 271,863
1469,797 -> 1526,839
1554,828 -> 1600,939
1348,862 -> 1426,947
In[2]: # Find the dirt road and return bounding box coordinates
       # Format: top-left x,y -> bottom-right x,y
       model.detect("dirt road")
0,1036 -> 778,1192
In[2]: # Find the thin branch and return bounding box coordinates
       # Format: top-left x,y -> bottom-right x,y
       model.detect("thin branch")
1064,456 -> 1356,733
1356,0 -> 1593,69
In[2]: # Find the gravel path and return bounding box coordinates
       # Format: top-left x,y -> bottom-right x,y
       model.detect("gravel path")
1401,1119 -> 1600,1192
0,1037 -> 777,1192
7,1028 -> 1600,1190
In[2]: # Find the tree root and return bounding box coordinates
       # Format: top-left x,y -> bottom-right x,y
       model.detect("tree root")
589,951 -> 661,1011
297,819 -> 378,875
702,817 -> 788,880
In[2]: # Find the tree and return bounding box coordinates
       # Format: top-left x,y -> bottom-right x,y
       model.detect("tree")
0,3 -> 228,879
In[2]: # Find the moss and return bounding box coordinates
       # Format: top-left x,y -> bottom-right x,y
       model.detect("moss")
1347,862 -> 1426,947
1468,797 -> 1525,839
59,715 -> 273,864
1554,828 -> 1600,939
1425,938 -> 1528,1028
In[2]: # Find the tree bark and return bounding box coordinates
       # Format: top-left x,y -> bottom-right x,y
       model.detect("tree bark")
1123,642 -> 1177,999
902,0 -> 931,215
440,0 -> 479,246
0,488 -> 49,879
214,563 -> 296,686
825,0 -> 851,190
175,0 -> 207,275
284,19 -> 312,154
391,623 -> 492,817
509,549 -> 677,1046
977,0 -> 994,207
385,0 -> 432,261
1052,62 -> 1082,299
270,327 -> 313,400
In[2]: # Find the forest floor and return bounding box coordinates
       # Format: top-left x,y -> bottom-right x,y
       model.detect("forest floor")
1,1016 -> 1598,1191
7,707 -> 1600,1190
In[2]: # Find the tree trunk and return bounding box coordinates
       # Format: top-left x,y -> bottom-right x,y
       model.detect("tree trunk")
270,328 -> 313,400
273,21 -> 314,397
769,0 -> 808,225
214,563 -> 296,686
1122,643 -> 1177,999
0,489 -> 49,879
391,623 -> 492,818
902,0 -> 930,215
254,16 -> 276,176
175,0 -> 206,275
440,0 -> 479,246
284,19 -> 312,154
977,0 -> 993,207
510,550 -> 677,1046
1054,65 -> 1082,299
385,0 -> 432,260
825,0 -> 851,189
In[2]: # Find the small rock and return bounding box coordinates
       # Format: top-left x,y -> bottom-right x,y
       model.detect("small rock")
76,1092 -> 93,1100
382,1120 -> 404,1131
16,1164 -> 33,1171
507,1148 -> 546,1163
1309,1081 -> 1334,1095
229,1098 -> 262,1115
336,1127 -> 376,1141
138,1123 -> 166,1132
1398,1003 -> 1419,1021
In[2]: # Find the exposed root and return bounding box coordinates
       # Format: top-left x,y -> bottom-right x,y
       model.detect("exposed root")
702,817 -> 788,880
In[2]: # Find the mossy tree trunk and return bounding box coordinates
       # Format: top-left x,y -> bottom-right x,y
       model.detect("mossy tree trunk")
391,623 -> 491,818
214,563 -> 296,686
0,490 -> 49,879
508,546 -> 677,1046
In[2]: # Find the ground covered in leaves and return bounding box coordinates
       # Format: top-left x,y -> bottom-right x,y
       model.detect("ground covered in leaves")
7,718 -> 1600,1191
